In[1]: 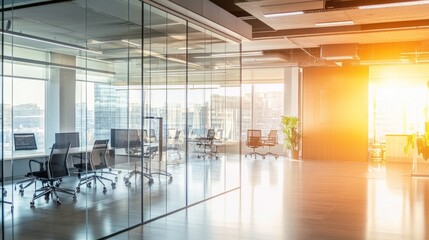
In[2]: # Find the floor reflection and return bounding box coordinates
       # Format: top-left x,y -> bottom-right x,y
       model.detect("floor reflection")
116,159 -> 429,240
0,152 -> 239,239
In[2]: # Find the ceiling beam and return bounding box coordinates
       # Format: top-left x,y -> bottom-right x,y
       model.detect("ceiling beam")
325,0 -> 427,9
252,19 -> 429,39
1,0 -> 72,12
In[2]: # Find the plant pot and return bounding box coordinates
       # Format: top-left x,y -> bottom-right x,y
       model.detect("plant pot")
290,149 -> 299,159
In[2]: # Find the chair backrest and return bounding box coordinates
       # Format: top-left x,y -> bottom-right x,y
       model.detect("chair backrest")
267,130 -> 278,143
14,133 -> 37,151
247,129 -> 262,148
90,139 -> 109,170
47,142 -> 71,179
207,129 -> 215,139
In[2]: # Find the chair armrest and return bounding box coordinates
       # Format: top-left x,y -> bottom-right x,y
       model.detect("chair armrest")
29,159 -> 45,174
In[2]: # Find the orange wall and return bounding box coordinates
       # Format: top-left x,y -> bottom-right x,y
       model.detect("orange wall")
302,66 -> 369,161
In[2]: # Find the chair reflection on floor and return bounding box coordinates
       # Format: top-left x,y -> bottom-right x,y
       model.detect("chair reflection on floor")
245,129 -> 265,159
29,143 -> 76,207
262,130 -> 279,159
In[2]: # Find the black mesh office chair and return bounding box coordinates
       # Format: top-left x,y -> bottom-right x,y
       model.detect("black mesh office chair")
29,143 -> 76,207
197,129 -> 216,159
13,133 -> 38,195
1,164 -> 13,211
75,140 -> 116,193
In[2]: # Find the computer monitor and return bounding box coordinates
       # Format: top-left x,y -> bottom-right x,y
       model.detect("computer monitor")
14,133 -> 37,151
55,132 -> 80,148
110,129 -> 141,149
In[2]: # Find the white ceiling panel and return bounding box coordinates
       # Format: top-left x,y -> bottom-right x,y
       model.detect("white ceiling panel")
290,28 -> 429,48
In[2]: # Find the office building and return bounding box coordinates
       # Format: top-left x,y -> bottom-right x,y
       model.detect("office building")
1,0 -> 429,239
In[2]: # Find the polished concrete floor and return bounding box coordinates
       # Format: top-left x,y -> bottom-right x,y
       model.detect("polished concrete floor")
0,149 -> 239,240
112,158 -> 429,240
3,154 -> 429,240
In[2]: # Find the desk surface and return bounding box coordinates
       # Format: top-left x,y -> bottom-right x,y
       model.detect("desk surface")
3,146 -> 94,161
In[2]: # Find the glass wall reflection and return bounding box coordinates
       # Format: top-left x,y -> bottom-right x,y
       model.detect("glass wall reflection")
0,1 -> 241,239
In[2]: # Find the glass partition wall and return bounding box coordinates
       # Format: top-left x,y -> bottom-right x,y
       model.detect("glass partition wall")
0,0 -> 241,239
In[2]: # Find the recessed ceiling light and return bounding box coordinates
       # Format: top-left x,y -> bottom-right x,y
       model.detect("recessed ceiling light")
195,51 -> 263,59
121,39 -> 141,47
315,21 -> 354,27
264,11 -> 304,18
359,0 -> 429,9
323,56 -> 355,61
1,30 -> 102,54
170,34 -> 186,40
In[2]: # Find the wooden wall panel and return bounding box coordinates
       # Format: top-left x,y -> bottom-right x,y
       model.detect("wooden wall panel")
302,66 -> 368,161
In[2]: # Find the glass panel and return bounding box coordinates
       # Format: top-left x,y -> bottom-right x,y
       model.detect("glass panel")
187,23 -> 208,204
225,40 -> 241,191
165,14 -> 187,214
209,32 -> 227,197
1,1 -> 13,238
0,0 -> 241,238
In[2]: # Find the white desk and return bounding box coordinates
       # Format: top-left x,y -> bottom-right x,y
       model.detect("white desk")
2,146 -> 93,179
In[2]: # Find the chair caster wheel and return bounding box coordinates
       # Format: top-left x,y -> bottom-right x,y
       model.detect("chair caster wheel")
87,182 -> 92,188
76,187 -> 80,193
73,195 -> 77,201
148,179 -> 154,185
111,183 -> 116,188
30,201 -> 35,208
44,193 -> 50,200
125,180 -> 131,186
19,189 -> 24,196
103,187 -> 107,193
56,200 -> 61,206
115,177 -> 118,181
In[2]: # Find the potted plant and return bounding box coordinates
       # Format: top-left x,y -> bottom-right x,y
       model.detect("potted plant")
281,115 -> 302,159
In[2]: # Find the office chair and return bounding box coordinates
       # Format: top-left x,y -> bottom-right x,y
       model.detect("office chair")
123,130 -> 155,185
167,129 -> 182,163
1,166 -> 13,211
262,130 -> 279,159
75,140 -> 117,193
245,129 -> 265,159
29,143 -> 76,207
13,133 -> 38,196
197,129 -> 217,159
148,130 -> 173,182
